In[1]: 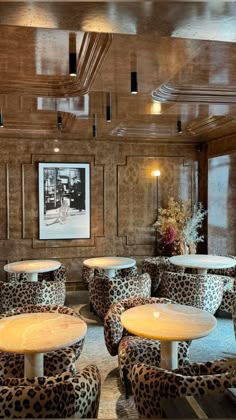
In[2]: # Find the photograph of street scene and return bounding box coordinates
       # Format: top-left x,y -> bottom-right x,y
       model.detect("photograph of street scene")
38,162 -> 90,239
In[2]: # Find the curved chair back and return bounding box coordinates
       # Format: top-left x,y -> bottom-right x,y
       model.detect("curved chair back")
142,256 -> 185,294
158,271 -> 224,314
104,296 -> 172,356
0,365 -> 101,418
131,359 -> 236,418
89,272 -> 151,320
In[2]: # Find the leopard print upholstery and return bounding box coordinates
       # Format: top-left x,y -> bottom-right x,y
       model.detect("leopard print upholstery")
0,365 -> 101,418
89,272 -> 151,320
142,256 -> 185,295
131,359 -> 236,418
82,264 -> 138,283
0,305 -> 84,360
2,265 -> 67,311
208,256 -> 236,314
233,297 -> 236,338
157,271 -> 224,314
104,297 -> 190,395
0,348 -> 77,377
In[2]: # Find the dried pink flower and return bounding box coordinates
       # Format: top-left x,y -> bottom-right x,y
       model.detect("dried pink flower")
162,226 -> 177,244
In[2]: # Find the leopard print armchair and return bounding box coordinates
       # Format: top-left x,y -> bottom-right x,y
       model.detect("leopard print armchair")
82,264 -> 138,283
0,365 -> 101,418
157,271 -> 225,314
104,297 -> 191,397
208,255 -> 236,314
0,305 -> 85,360
142,256 -> 185,295
1,265 -> 67,311
233,296 -> 236,338
88,272 -> 151,320
131,359 -> 236,418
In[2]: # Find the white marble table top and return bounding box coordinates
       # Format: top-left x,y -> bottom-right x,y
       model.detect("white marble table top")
4,259 -> 61,275
0,312 -> 87,354
121,303 -> 216,341
83,256 -> 136,277
169,254 -> 236,273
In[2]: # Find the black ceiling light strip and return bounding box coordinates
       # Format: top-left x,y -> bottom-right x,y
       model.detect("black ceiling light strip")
93,112 -> 97,137
177,119 -> 182,133
106,92 -> 112,122
57,112 -> 62,130
69,32 -> 77,76
131,71 -> 138,94
0,109 -> 4,128
69,52 -> 77,76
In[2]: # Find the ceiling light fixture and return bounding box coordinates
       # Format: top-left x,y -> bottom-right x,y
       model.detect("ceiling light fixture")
177,119 -> 182,134
69,33 -> 77,77
93,112 -> 97,137
57,112 -> 63,130
0,108 -> 4,128
106,92 -> 112,122
131,71 -> 138,94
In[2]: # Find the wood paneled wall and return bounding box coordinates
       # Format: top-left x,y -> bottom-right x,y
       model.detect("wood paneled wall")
0,136 -> 200,289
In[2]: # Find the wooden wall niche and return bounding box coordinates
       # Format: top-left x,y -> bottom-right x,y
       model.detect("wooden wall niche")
208,153 -> 236,255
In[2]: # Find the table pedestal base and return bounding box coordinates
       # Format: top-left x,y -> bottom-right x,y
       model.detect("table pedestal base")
197,268 -> 208,275
104,268 -> 116,278
24,353 -> 44,378
27,272 -> 38,282
160,341 -> 178,370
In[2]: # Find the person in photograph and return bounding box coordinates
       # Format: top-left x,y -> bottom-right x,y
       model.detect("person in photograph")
73,177 -> 83,211
57,179 -> 65,206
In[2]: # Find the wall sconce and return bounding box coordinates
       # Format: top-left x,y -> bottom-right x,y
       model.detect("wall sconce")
0,109 -> 4,128
106,92 -> 112,122
92,112 -> 97,137
57,112 -> 62,130
152,170 -> 161,212
69,33 -> 77,76
177,119 -> 182,134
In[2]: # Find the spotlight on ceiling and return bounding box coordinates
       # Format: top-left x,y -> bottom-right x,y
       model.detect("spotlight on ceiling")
93,112 -> 97,137
0,109 -> 4,128
131,71 -> 138,94
57,112 -> 63,130
177,119 -> 182,134
69,33 -> 77,76
106,92 -> 112,122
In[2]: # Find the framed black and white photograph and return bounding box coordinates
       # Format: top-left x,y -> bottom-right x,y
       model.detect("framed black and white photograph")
38,162 -> 90,240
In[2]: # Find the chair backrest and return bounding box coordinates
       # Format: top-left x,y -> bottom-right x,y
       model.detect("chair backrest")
158,271 -> 224,314
89,272 -> 151,320
104,296 -> 172,356
0,365 -> 101,418
142,256 -> 185,294
131,360 -> 236,418
7,265 -> 67,283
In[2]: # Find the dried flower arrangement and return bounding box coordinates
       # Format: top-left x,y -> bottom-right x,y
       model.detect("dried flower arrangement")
153,196 -> 207,255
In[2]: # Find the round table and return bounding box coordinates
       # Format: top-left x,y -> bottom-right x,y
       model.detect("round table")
83,256 -> 136,278
4,259 -> 61,282
0,312 -> 87,378
121,303 -> 216,370
169,254 -> 236,275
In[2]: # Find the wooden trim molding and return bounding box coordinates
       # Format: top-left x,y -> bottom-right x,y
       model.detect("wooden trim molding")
0,33 -> 112,97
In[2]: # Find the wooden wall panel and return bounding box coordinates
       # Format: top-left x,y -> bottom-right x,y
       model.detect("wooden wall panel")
0,137 -> 200,289
118,156 -> 196,247
208,153 -> 236,256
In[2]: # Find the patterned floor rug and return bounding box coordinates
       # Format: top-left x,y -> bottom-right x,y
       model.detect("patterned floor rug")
65,291 -> 236,419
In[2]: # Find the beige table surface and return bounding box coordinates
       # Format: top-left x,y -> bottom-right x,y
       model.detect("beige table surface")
121,303 -> 216,369
4,259 -> 61,282
83,256 -> 136,278
0,312 -> 87,377
169,254 -> 236,275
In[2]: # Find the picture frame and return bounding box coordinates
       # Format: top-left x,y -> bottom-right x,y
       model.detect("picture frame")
38,162 -> 90,240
